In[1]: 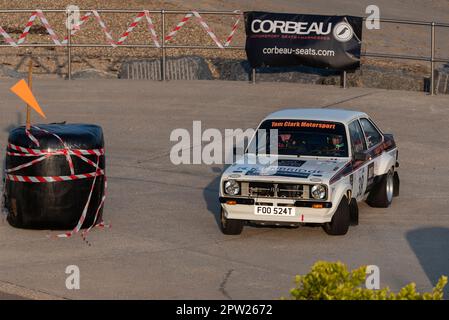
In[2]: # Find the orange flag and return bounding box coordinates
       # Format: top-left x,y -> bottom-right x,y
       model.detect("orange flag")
10,79 -> 46,119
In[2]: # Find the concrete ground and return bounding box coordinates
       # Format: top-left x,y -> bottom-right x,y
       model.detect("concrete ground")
0,79 -> 448,299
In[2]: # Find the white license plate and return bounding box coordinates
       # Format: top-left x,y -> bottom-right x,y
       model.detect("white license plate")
254,206 -> 296,216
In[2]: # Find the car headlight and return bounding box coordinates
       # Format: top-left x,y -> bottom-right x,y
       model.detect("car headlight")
224,180 -> 240,195
311,184 -> 326,200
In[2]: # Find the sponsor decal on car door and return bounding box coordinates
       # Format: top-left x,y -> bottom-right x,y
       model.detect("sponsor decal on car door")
353,164 -> 367,199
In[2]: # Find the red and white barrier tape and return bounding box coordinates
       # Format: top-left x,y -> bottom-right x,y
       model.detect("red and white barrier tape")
33,125 -> 75,175
6,171 -> 104,183
224,15 -> 241,47
0,26 -> 18,47
35,10 -> 62,46
165,11 -> 241,47
25,128 -> 40,147
116,11 -> 146,45
5,126 -> 108,241
1,10 -> 61,47
92,10 -> 116,47
7,143 -> 105,156
192,10 -> 223,48
144,11 -> 161,48
55,156 -> 105,239
165,13 -> 193,42
116,10 -> 160,47
0,9 -> 241,48
16,11 -> 38,45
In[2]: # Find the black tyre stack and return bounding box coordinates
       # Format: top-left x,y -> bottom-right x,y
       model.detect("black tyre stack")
3,123 -> 105,230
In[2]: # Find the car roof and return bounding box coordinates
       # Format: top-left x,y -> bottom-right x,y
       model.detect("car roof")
264,108 -> 368,124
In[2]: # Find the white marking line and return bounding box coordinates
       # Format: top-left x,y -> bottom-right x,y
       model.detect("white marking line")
0,280 -> 65,300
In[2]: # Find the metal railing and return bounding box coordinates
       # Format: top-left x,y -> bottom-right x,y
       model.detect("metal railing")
0,9 -> 448,95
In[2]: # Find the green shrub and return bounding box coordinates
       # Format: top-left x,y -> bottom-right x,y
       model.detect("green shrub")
288,261 -> 447,300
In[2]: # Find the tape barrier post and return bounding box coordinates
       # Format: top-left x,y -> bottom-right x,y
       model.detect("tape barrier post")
26,59 -> 32,130
161,9 -> 166,81
67,10 -> 72,80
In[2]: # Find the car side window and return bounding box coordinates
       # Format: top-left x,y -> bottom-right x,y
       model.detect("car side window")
348,120 -> 367,155
360,118 -> 382,149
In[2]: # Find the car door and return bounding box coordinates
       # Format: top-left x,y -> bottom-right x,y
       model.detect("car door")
348,119 -> 369,200
359,118 -> 384,193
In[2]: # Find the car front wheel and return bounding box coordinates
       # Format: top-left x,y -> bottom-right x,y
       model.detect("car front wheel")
220,208 -> 244,235
323,196 -> 350,236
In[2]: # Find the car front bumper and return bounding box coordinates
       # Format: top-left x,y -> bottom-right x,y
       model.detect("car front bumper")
220,197 -> 335,224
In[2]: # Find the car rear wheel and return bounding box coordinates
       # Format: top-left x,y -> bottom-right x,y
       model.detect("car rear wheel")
323,196 -> 350,236
220,208 -> 244,235
367,169 -> 394,208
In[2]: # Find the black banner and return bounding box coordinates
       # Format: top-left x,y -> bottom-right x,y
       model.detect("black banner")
0,300 -> 444,318
245,11 -> 363,70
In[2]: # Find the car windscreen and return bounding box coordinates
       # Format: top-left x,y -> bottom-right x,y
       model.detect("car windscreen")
248,119 -> 349,157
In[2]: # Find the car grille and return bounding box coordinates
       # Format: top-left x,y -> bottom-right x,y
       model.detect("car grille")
242,182 -> 309,200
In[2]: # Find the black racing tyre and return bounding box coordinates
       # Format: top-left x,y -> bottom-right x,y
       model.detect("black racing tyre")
323,196 -> 350,236
220,208 -> 244,235
366,169 -> 394,208
6,200 -> 23,228
393,171 -> 400,197
3,189 -> 21,227
349,198 -> 359,226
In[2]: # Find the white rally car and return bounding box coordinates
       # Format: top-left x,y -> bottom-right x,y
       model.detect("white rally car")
219,108 -> 399,236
